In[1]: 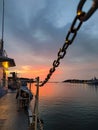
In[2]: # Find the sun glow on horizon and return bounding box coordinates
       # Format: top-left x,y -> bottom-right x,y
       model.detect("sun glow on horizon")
9,65 -> 62,81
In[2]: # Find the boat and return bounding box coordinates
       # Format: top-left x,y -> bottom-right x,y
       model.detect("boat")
87,77 -> 98,85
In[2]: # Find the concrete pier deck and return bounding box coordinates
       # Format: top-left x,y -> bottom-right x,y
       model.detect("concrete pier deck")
0,91 -> 29,130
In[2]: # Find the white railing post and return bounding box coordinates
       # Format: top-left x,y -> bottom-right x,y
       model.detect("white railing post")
33,77 -> 40,130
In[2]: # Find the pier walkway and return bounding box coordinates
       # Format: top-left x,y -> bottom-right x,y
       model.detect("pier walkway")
0,90 -> 28,130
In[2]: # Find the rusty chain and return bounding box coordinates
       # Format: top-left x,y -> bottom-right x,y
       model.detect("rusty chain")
40,0 -> 98,87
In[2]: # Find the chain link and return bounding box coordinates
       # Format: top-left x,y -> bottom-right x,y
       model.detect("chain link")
40,0 -> 98,87
77,0 -> 98,21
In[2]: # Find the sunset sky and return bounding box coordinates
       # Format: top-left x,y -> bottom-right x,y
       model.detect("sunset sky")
0,0 -> 98,82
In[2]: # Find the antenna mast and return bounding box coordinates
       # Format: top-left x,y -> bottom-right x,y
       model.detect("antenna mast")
0,0 -> 4,55
2,0 -> 5,41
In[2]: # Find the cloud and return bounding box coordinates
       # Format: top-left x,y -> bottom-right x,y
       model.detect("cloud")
1,0 -> 98,81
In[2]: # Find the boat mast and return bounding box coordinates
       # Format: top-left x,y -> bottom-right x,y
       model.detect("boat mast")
0,0 -> 4,55
2,0 -> 5,41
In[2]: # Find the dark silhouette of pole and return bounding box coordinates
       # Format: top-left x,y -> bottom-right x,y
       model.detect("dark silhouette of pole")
0,0 -> 4,56
2,0 -> 4,41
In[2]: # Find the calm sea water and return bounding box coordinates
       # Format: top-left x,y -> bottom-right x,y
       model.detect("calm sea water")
31,82 -> 98,130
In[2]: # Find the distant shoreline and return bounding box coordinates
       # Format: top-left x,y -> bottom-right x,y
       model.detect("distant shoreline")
63,79 -> 87,83
63,77 -> 98,84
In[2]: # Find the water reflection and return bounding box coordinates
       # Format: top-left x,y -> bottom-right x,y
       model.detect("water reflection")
87,84 -> 98,93
30,82 -> 98,130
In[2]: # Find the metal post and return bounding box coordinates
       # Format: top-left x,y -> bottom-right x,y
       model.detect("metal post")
29,79 -> 32,91
33,77 -> 40,130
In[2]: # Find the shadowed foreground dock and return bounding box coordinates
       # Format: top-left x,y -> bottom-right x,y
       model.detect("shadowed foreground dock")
0,91 -> 28,130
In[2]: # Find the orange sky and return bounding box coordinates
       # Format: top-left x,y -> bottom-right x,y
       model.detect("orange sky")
9,64 -> 62,82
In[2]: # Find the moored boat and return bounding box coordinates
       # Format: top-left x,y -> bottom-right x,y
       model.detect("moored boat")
87,77 -> 98,85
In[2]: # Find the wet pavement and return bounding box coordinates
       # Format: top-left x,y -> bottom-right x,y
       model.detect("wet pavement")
0,91 -> 28,130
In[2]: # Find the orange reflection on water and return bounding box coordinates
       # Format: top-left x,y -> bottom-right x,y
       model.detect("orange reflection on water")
30,83 -> 56,97
29,82 -> 86,99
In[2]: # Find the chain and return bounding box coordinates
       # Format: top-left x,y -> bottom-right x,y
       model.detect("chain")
40,0 -> 98,87
77,0 -> 98,21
